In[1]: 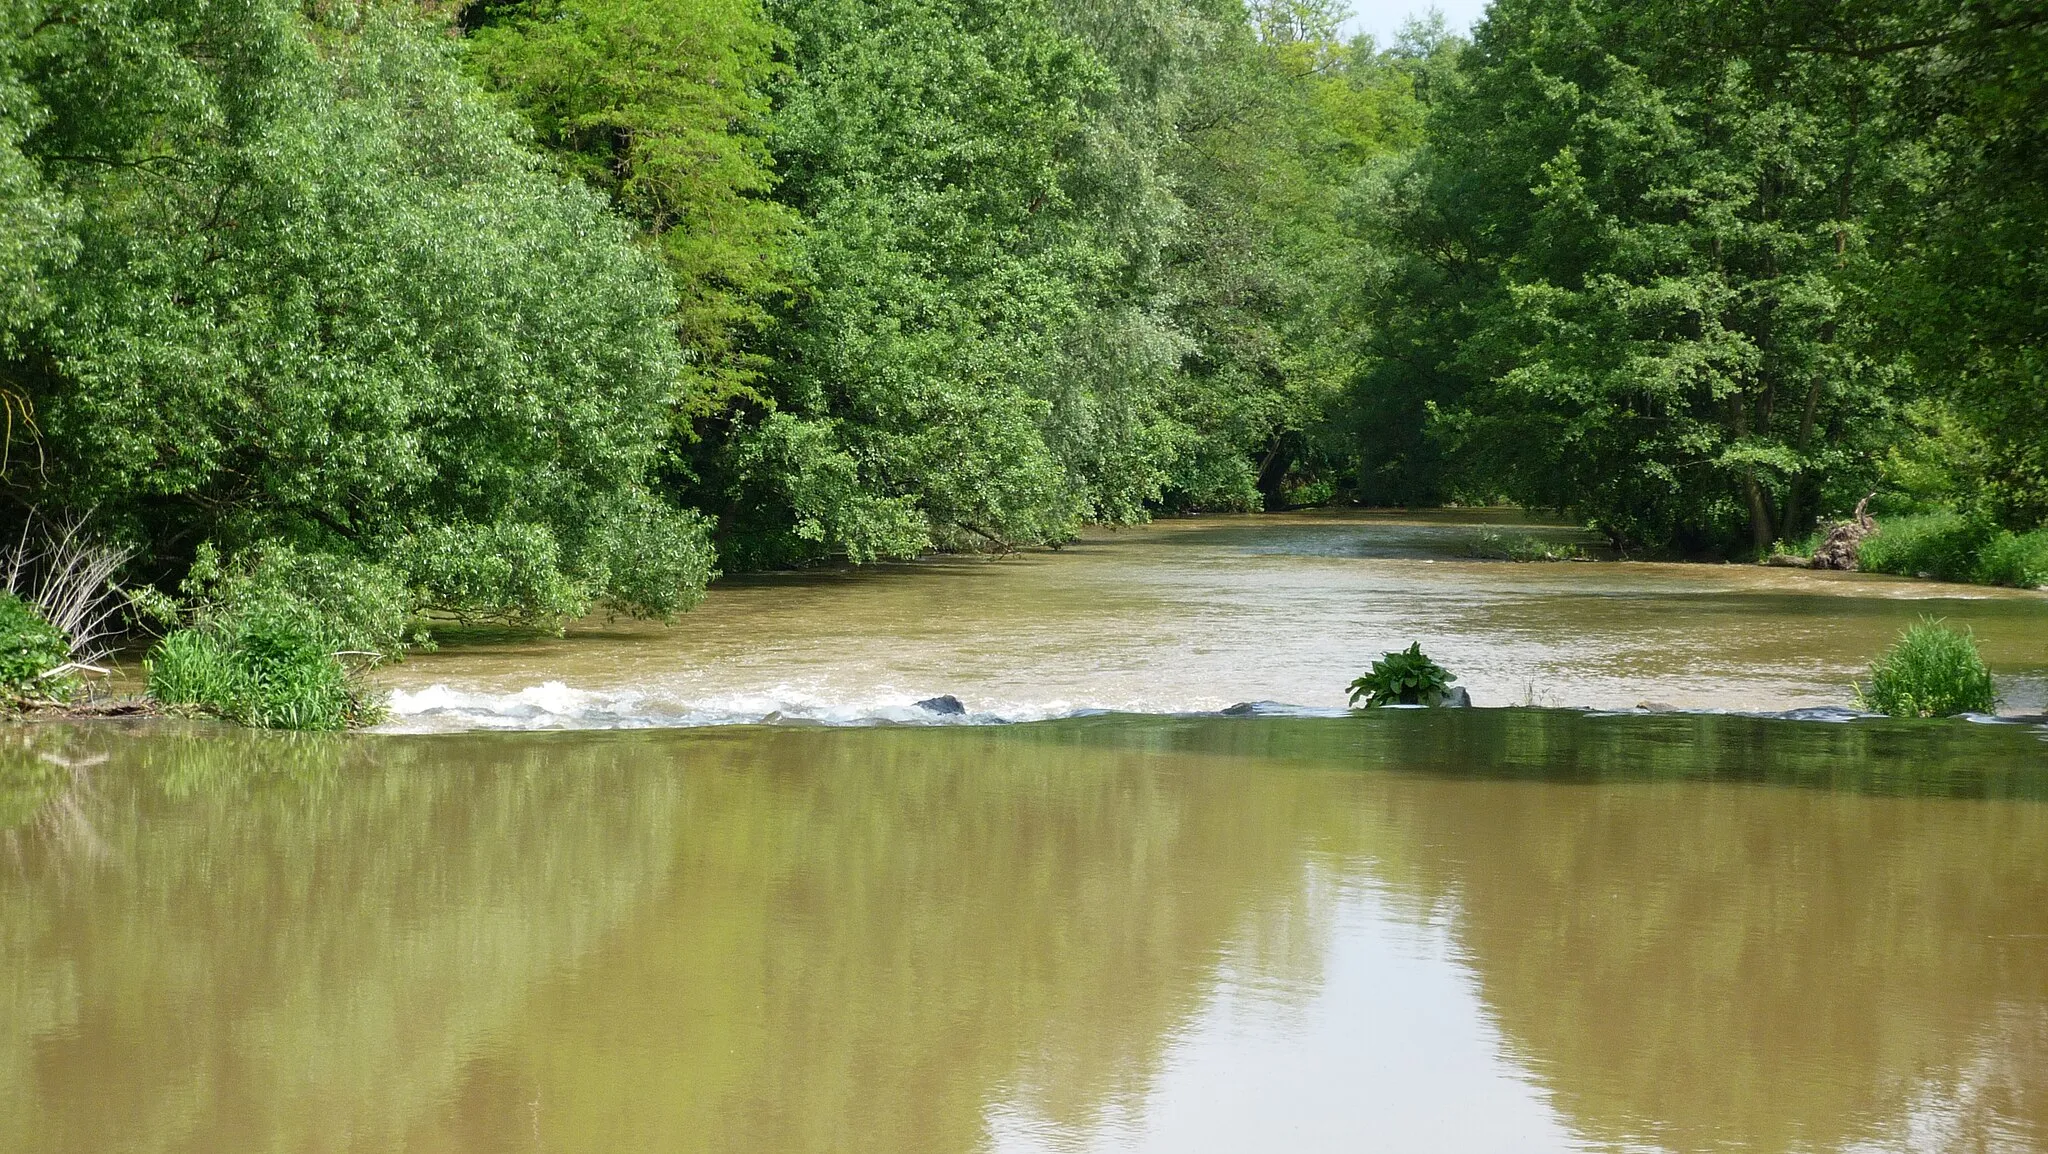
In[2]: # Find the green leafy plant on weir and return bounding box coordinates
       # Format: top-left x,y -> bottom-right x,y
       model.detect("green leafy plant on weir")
1852,513 -> 2048,588
1349,643 -> 1457,707
1854,619 -> 1998,719
0,593 -> 75,707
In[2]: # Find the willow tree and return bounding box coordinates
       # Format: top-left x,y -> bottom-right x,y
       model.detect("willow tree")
1,0 -> 712,628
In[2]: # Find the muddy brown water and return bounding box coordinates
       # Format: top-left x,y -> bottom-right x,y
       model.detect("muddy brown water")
5,511 -> 2047,1152
3,715 -> 2046,1152
370,510 -> 2048,728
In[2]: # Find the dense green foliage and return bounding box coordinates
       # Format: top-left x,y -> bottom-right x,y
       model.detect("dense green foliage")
1857,514 -> 2048,589
2,0 -> 1428,663
0,592 -> 69,706
0,0 -> 2040,723
2,0 -> 710,648
461,0 -> 794,409
1348,642 -> 1457,707
147,623 -> 364,731
1349,0 -> 2048,557
1972,530 -> 2048,591
146,545 -> 392,729
457,0 -> 1432,567
1857,514 -> 1998,584
1855,620 -> 1998,719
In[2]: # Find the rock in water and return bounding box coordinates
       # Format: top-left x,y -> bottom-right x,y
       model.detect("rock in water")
1811,493 -> 1879,571
1439,687 -> 1472,708
914,695 -> 967,716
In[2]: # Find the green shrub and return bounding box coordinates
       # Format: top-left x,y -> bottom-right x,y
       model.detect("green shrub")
1856,513 -> 1997,582
1768,528 -> 1825,562
147,544 -> 399,730
189,544 -> 410,658
1469,531 -> 1585,562
147,610 -> 377,731
1972,528 -> 2048,589
390,522 -> 590,630
1349,643 -> 1458,707
0,593 -> 74,706
1281,479 -> 1339,508
1854,620 -> 1998,718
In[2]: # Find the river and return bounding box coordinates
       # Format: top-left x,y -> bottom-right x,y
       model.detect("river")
3,511 -> 2046,1153
373,510 -> 2048,727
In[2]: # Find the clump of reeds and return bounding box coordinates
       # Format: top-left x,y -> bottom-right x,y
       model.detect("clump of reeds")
1855,619 -> 1998,718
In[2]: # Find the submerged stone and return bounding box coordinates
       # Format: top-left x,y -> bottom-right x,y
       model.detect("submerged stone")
914,695 -> 967,716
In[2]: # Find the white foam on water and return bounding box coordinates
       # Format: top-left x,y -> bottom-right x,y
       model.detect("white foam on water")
375,683 -> 2017,735
376,681 -> 1113,734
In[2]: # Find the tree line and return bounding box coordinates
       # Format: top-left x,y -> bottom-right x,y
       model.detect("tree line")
1357,0 -> 2046,561
0,0 -> 2040,649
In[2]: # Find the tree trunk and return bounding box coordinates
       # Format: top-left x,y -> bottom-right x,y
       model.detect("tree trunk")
1731,391 -> 1774,551
1743,473 -> 1775,554
1780,376 -> 1825,534
1255,430 -> 1292,512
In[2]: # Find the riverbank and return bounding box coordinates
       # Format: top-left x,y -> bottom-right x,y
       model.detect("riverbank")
1764,509 -> 2048,591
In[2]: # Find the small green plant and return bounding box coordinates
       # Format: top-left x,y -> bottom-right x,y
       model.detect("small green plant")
1280,479 -> 1338,508
0,592 -> 75,707
1349,642 -> 1458,707
1853,619 -> 1998,718
1764,528 -> 1825,565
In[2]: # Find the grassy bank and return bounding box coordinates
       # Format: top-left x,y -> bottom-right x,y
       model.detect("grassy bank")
1855,515 -> 2048,590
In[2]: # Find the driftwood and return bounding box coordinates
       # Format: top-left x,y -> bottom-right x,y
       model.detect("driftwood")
1810,493 -> 1879,571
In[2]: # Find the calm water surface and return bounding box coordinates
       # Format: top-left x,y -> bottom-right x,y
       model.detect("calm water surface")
373,511 -> 2048,728
2,713 -> 2046,1153
8,512 -> 2048,1152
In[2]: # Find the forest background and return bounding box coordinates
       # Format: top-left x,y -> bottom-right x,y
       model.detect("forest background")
0,0 -> 2042,661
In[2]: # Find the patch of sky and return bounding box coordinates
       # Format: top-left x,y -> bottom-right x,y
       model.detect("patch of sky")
1338,0 -> 1489,47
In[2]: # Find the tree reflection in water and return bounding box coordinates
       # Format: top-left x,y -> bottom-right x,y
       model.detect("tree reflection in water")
1,712 -> 2044,1153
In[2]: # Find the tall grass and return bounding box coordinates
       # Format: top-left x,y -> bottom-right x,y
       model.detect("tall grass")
1854,619 -> 1998,718
1857,513 -> 2048,588
1973,528 -> 2048,589
147,612 -> 379,731
1856,513 -> 1994,582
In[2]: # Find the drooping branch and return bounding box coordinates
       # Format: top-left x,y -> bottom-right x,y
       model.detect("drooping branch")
1745,10 -> 2048,61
